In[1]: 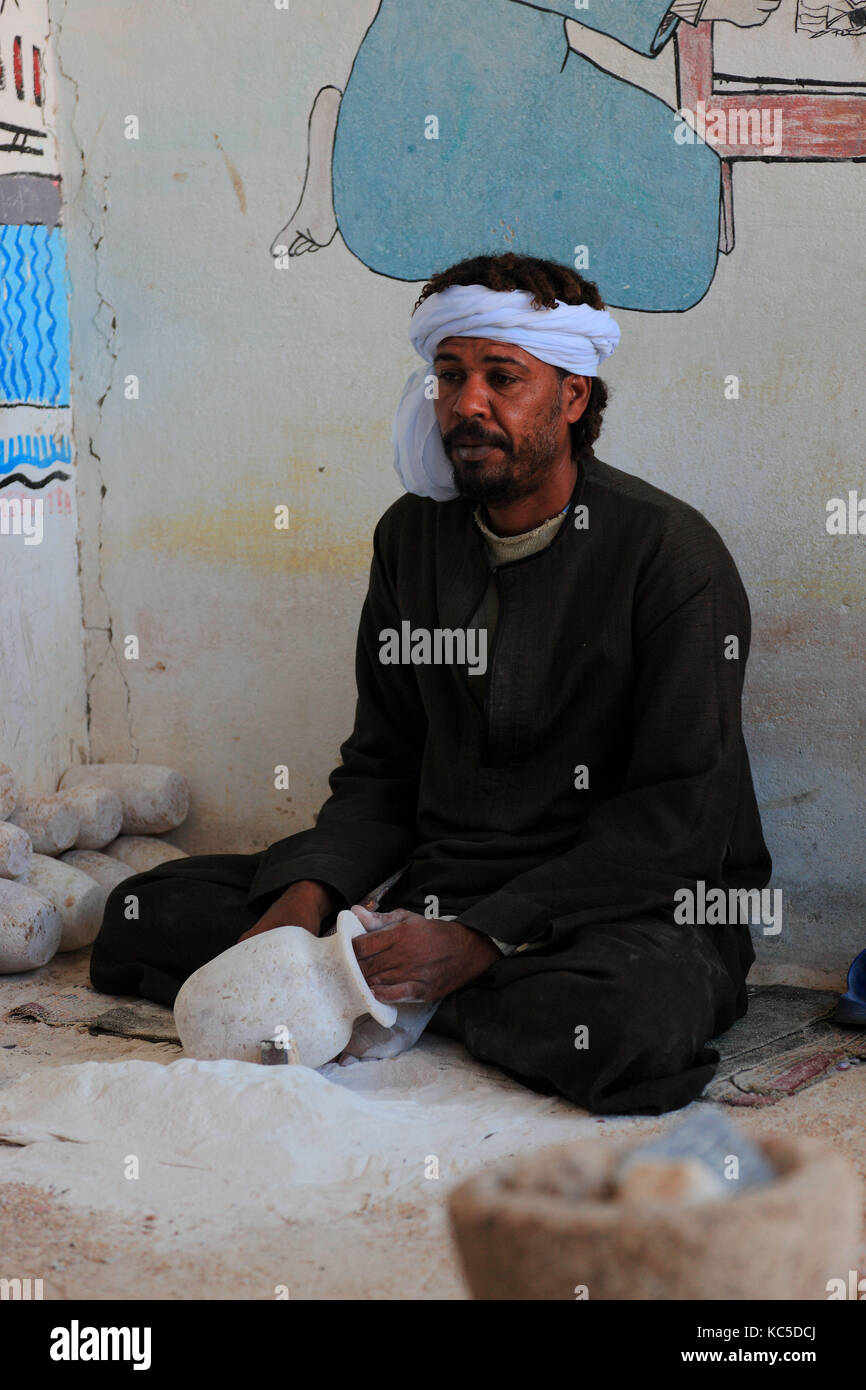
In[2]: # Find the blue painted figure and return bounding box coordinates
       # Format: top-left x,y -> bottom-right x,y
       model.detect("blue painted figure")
273,2 -> 785,311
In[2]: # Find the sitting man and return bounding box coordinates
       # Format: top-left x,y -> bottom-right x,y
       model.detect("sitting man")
90,252 -> 771,1115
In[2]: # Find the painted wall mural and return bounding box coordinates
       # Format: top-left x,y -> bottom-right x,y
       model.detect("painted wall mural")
0,0 -> 73,508
796,2 -> 866,37
271,0 -> 864,313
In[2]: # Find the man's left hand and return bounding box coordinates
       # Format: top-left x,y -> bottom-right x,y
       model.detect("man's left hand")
350,905 -> 501,1003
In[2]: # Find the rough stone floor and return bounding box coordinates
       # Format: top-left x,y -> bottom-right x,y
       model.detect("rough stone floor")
0,951 -> 864,1300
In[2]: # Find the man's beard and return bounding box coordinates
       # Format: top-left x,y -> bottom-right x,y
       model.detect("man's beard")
444,388 -> 567,508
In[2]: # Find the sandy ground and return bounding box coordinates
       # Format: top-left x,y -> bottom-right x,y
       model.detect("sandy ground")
0,951 -> 863,1301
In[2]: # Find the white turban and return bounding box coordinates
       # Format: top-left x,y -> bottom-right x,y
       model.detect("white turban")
391,284 -> 621,500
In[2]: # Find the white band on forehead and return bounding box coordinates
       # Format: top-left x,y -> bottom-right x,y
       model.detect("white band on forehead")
392,284 -> 621,500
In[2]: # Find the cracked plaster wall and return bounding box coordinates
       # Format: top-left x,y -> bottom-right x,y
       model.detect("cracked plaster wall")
50,1 -> 866,976
50,1 -> 132,770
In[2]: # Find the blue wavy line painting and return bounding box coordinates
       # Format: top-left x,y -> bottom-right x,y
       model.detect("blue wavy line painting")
0,431 -> 73,473
0,224 -> 70,405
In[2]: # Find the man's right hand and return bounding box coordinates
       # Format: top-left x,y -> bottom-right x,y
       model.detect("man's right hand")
237,879 -> 341,942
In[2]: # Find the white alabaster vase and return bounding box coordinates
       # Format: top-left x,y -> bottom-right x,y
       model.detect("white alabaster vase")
173,909 -> 398,1069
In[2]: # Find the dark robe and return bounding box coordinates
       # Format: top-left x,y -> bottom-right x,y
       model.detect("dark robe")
249,450 -> 770,966
90,450 -> 772,1114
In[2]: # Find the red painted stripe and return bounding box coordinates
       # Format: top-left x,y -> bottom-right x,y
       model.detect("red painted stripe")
677,21 -> 866,160
13,35 -> 23,100
32,45 -> 43,106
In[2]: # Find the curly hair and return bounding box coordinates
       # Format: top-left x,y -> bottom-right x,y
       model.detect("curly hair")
413,253 -> 610,458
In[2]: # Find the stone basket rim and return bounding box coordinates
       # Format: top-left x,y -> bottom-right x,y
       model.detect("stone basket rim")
448,1131 -> 853,1234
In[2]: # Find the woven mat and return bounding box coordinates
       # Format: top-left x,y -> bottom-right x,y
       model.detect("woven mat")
6,985 -> 179,1046
707,984 -> 866,1106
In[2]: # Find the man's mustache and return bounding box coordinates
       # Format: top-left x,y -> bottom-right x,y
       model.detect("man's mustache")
444,426 -> 512,452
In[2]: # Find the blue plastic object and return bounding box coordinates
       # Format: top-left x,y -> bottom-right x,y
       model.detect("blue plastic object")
832,948 -> 866,1027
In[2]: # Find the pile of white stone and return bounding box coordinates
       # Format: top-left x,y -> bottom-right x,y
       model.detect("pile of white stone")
0,763 -> 191,973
